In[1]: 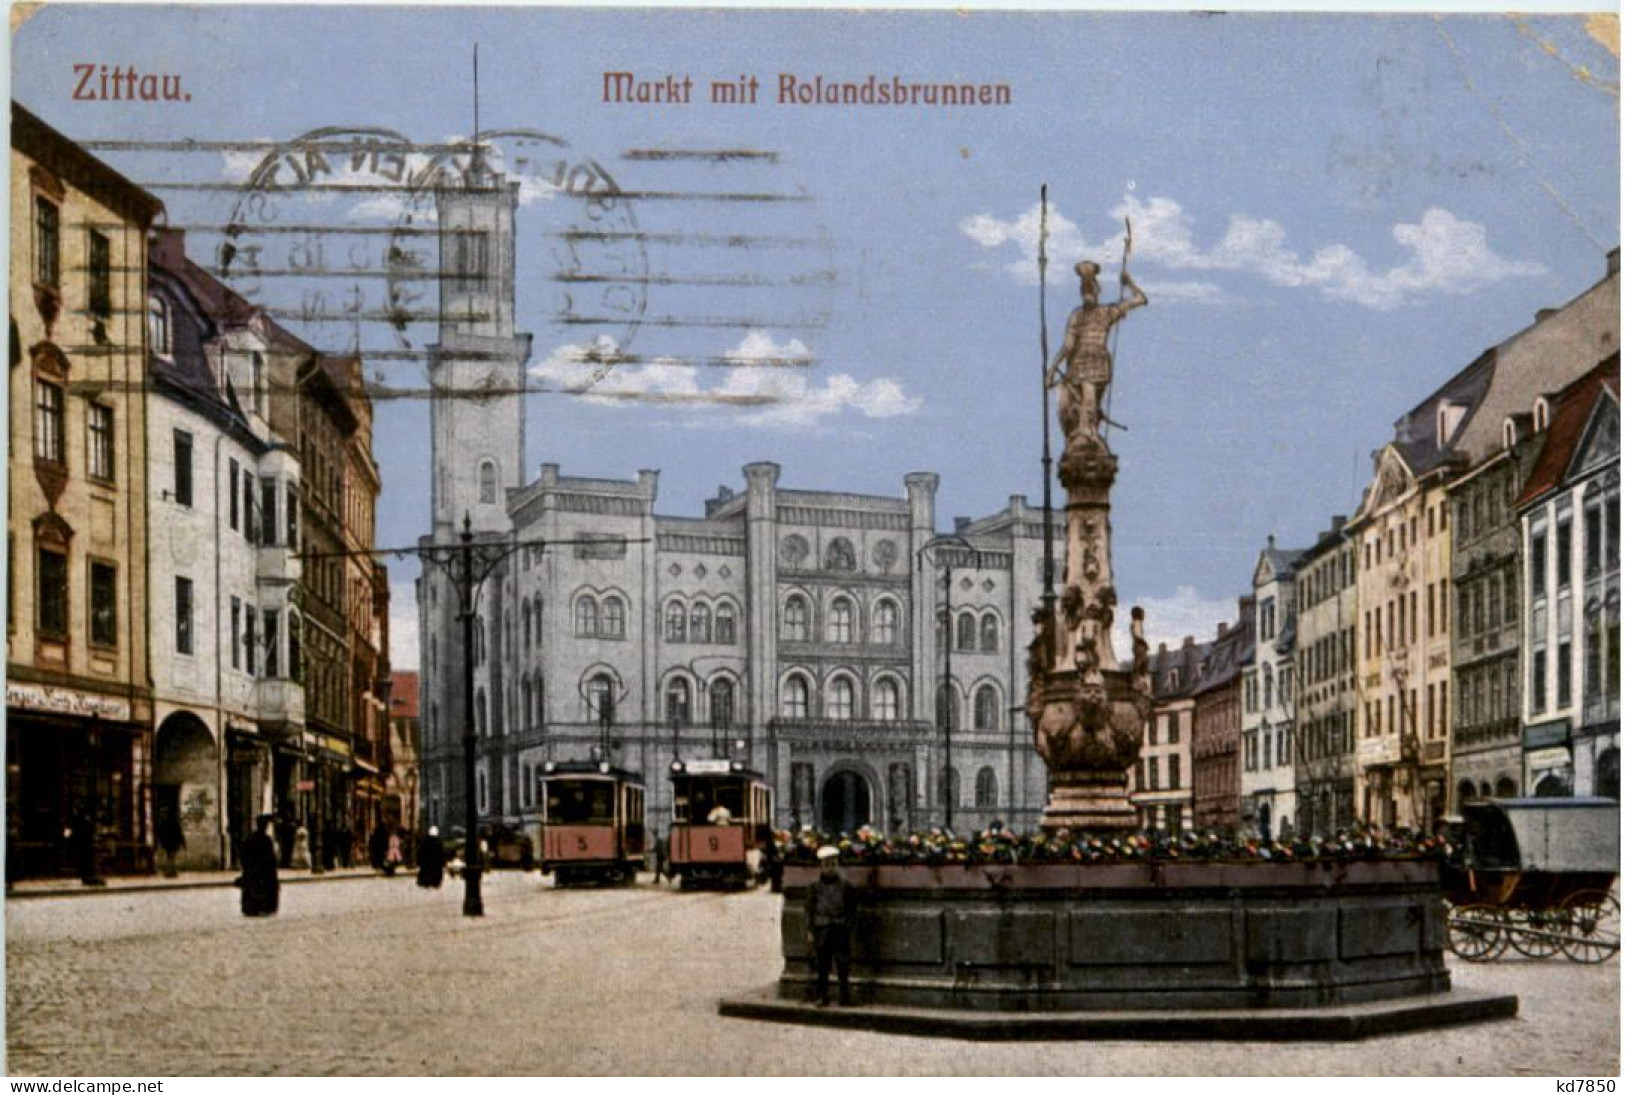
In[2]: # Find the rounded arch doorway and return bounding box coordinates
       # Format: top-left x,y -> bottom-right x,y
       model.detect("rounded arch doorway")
819,769 -> 873,834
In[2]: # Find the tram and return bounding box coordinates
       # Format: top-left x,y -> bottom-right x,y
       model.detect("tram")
538,760 -> 647,885
668,758 -> 773,889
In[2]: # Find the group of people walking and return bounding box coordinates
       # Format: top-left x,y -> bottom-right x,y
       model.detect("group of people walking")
236,819 -> 451,918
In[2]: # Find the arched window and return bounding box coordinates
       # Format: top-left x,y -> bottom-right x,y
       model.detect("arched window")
715,603 -> 737,644
824,537 -> 856,571
782,675 -> 810,718
874,679 -> 900,722
974,684 -> 999,730
665,678 -> 691,725
956,612 -> 977,652
936,684 -> 958,730
690,603 -> 712,644
532,677 -> 544,727
587,673 -> 615,726
601,596 -> 625,639
980,613 -> 999,653
828,597 -> 854,644
147,295 -> 171,357
874,600 -> 899,646
479,460 -> 497,504
783,595 -> 809,642
830,677 -> 855,720
575,595 -> 599,637
975,767 -> 998,808
709,678 -> 735,729
665,600 -> 687,642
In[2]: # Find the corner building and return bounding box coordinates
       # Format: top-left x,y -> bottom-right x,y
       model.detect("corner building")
8,105 -> 162,877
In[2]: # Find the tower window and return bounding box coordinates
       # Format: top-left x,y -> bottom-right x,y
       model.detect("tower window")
479,461 -> 497,504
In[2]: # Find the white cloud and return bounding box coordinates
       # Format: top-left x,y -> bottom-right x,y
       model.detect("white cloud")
220,142 -> 275,183
389,581 -> 420,670
1110,584 -> 1239,657
962,197 -> 1545,309
529,331 -> 921,429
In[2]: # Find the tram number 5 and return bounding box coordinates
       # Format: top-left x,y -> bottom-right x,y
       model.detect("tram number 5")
576,836 -> 589,852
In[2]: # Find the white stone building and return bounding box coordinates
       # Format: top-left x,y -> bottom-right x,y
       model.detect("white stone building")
145,229 -> 304,867
1516,358 -> 1620,798
1240,537 -> 1306,840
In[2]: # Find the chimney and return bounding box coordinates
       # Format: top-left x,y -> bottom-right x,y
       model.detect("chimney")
1536,308 -> 1559,323
149,226 -> 186,269
1216,621 -> 1229,639
1157,642 -> 1168,656
955,516 -> 970,533
1608,248 -> 1620,277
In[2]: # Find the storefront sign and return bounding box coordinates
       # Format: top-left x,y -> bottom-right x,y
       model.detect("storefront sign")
6,682 -> 130,722
295,780 -> 315,792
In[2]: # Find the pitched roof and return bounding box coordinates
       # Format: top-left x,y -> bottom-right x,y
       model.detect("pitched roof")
390,672 -> 420,720
12,101 -> 164,225
1516,354 -> 1621,509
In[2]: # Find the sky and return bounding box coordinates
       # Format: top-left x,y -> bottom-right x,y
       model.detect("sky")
12,6 -> 1620,666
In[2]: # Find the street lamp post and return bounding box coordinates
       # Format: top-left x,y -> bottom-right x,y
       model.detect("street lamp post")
919,534 -> 981,832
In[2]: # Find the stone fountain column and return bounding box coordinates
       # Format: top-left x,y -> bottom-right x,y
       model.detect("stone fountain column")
1028,262 -> 1153,834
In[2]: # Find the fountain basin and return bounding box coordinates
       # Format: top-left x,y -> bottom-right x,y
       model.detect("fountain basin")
771,860 -> 1453,1011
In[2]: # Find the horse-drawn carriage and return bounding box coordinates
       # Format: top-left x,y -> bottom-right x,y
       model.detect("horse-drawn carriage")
1443,797 -> 1619,963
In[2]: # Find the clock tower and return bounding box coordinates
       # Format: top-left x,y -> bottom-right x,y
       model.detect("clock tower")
428,151 -> 532,535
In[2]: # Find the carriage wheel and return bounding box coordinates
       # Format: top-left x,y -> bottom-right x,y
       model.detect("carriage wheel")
1507,906 -> 1570,959
1559,890 -> 1620,964
1448,905 -> 1508,962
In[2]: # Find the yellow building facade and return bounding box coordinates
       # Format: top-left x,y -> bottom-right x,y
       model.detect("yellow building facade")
8,104 -> 163,877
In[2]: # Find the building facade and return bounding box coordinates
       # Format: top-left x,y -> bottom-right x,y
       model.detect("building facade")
1240,538 -> 1305,840
1190,600 -> 1253,832
8,104 -> 163,878
144,227 -> 304,869
1293,518 -> 1358,835
1133,637 -> 1204,832
1517,358 -> 1620,798
386,670 -> 421,839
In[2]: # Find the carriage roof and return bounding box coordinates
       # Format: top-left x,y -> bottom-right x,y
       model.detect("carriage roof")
1463,797 -> 1620,874
668,758 -> 766,782
541,760 -> 645,783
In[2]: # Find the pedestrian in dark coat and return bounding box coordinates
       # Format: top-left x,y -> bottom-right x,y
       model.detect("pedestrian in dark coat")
68,809 -> 103,887
369,824 -> 389,872
240,814 -> 280,916
157,811 -> 185,878
652,831 -> 669,884
804,845 -> 858,1006
416,826 -> 446,888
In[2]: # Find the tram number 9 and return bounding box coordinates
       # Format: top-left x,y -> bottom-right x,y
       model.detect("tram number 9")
707,835 -> 721,852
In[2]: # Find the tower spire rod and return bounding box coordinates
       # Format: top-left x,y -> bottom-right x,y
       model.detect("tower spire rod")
472,43 -> 481,164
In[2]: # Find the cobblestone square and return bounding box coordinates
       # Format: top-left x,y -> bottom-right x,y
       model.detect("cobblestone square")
5,874 -> 1619,1076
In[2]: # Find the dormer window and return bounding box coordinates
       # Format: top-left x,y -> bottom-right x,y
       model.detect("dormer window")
1436,402 -> 1466,449
1503,417 -> 1519,450
147,295 -> 171,358
1533,397 -> 1551,433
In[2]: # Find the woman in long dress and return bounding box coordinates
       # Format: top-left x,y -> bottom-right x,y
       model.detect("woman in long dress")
416,826 -> 445,889
240,814 -> 280,917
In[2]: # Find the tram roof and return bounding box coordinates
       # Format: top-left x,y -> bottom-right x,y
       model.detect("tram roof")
540,759 -> 645,783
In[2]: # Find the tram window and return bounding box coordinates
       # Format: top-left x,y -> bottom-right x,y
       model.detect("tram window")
544,781 -> 614,824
